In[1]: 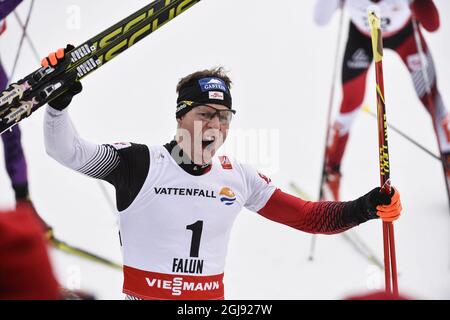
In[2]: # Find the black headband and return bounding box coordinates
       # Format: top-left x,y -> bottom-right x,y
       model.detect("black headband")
176,76 -> 233,118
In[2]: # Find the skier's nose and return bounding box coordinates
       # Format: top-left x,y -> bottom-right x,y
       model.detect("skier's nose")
207,115 -> 221,129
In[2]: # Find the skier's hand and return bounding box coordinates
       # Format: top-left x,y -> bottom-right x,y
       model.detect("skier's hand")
364,187 -> 402,222
41,44 -> 83,111
47,79 -> 82,111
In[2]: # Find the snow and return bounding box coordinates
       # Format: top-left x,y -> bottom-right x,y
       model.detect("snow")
0,0 -> 449,299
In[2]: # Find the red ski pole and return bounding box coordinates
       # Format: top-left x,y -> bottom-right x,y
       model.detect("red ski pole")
368,11 -> 399,296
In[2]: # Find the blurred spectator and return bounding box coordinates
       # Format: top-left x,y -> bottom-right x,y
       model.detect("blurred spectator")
1,0 -> 53,237
0,205 -> 60,299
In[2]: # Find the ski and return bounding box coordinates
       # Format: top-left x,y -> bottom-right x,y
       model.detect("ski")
0,0 -> 201,133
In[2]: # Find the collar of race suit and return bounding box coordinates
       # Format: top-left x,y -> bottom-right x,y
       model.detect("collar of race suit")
164,140 -> 212,176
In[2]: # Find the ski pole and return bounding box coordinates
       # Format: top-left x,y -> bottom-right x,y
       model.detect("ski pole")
44,223 -> 122,270
362,105 -> 441,161
50,236 -> 122,271
368,10 -> 399,295
8,0 -> 35,82
13,11 -> 40,64
16,202 -> 121,270
411,17 -> 450,209
310,5 -> 345,262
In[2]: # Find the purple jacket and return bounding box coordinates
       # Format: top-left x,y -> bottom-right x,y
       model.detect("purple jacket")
0,0 -> 23,20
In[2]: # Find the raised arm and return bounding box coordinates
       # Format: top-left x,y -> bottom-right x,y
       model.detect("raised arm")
44,107 -> 120,179
41,46 -> 120,178
42,45 -> 150,212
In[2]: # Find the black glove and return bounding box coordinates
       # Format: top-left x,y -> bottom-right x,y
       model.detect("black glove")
48,80 -> 83,111
41,44 -> 83,111
363,187 -> 393,214
360,186 -> 401,223
342,187 -> 401,226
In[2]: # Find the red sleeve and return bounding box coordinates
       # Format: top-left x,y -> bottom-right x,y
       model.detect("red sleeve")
411,0 -> 440,32
257,189 -> 371,235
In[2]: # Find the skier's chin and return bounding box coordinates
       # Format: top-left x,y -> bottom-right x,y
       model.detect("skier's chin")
196,140 -> 221,164
201,143 -> 217,164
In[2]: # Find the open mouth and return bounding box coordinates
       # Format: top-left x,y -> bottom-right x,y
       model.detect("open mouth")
202,136 -> 216,149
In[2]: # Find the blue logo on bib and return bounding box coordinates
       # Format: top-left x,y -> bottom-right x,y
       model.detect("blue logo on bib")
198,77 -> 228,93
